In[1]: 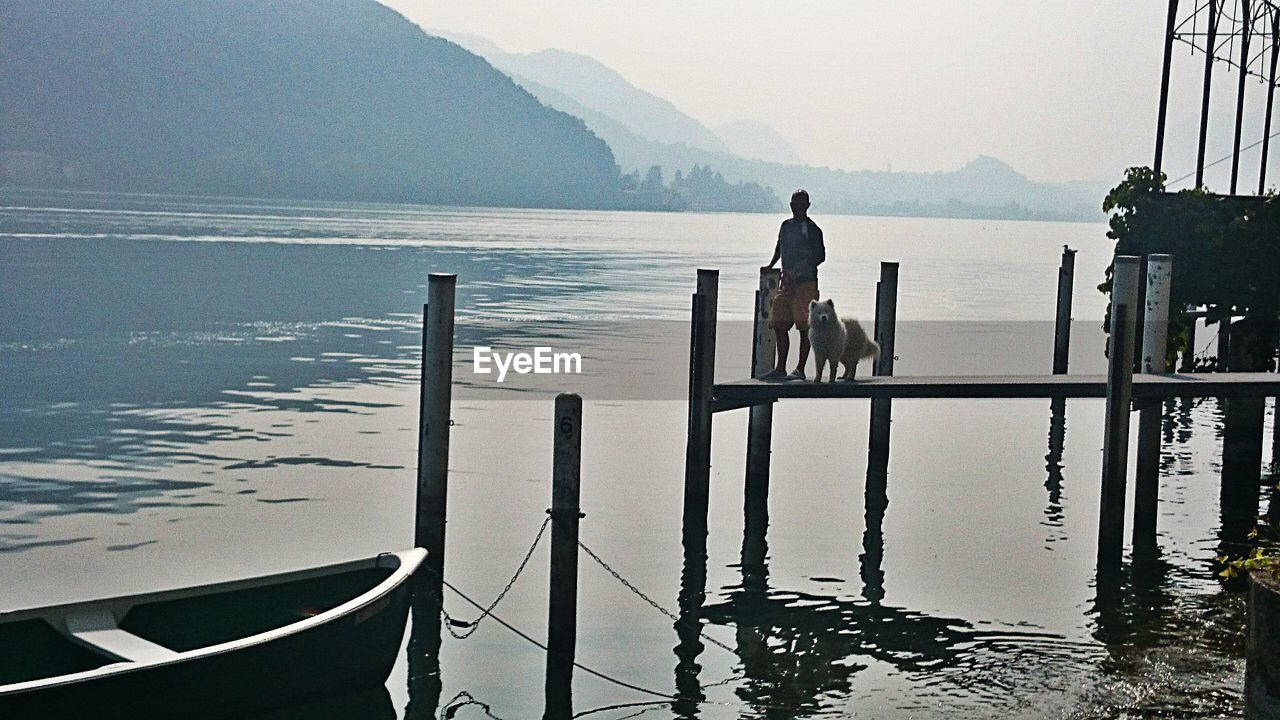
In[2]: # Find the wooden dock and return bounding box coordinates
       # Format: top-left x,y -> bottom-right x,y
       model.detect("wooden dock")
682,256 -> 1280,577
711,372 -> 1280,412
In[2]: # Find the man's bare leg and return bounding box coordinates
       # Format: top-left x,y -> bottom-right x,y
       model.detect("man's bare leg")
796,333 -> 811,375
774,327 -> 790,374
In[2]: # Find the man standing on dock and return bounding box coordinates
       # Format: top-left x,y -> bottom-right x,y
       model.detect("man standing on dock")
763,189 -> 825,380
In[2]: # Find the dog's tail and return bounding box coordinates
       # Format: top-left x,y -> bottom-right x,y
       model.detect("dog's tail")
864,339 -> 881,360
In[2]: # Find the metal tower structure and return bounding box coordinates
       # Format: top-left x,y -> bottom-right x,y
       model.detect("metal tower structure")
1153,0 -> 1280,194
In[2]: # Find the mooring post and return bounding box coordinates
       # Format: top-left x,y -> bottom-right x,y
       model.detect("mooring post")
1181,307 -> 1197,373
1274,330 -> 1280,470
744,268 -> 780,560
417,273 -> 456,576
1134,254 -> 1172,554
868,262 -> 899,469
1217,317 -> 1232,372
1221,319 -> 1270,550
683,269 -> 719,550
1053,246 -> 1076,375
544,393 -> 582,720
1099,256 -> 1140,570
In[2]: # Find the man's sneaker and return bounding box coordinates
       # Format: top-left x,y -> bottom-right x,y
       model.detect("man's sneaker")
785,368 -> 806,381
759,368 -> 786,381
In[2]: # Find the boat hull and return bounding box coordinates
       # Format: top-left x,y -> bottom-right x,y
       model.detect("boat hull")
0,551 -> 420,719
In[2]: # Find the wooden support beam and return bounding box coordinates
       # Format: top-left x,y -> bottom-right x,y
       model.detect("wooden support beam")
1218,318 -> 1232,372
868,262 -> 899,470
745,268 -> 780,544
544,393 -> 583,720
416,273 -> 456,575
1181,308 -> 1198,373
1134,254 -> 1172,554
682,270 -> 719,551
1053,246 -> 1076,375
1099,256 -> 1140,570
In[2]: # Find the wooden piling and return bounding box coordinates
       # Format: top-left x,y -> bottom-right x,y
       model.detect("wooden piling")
1099,256 -> 1140,569
1218,317 -> 1232,372
683,270 -> 719,546
744,269 -> 780,547
1134,254 -> 1172,553
1273,396 -> 1279,474
868,262 -> 899,468
544,393 -> 583,720
1053,246 -> 1076,375
1221,320 -> 1269,549
416,273 -> 456,574
1181,309 -> 1198,373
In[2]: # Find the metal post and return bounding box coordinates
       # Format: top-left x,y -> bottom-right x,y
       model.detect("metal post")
1155,0 -> 1180,176
1053,246 -> 1076,374
745,268 -> 780,553
868,262 -> 899,469
417,273 -> 456,573
1198,0 -> 1218,189
544,393 -> 582,720
1099,256 -> 1140,570
1261,8 -> 1280,195
1134,255 -> 1172,553
682,270 -> 719,550
1231,0 -> 1253,194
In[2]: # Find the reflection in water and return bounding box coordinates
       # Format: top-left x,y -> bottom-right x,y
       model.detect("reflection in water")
707,568 -> 1077,717
404,579 -> 442,720
680,457 -> 1086,718
859,450 -> 887,604
249,687 -> 396,720
1085,552 -> 1245,717
1220,396 -> 1265,556
673,522 -> 709,719
1043,398 -> 1066,542
4,193 -> 1266,718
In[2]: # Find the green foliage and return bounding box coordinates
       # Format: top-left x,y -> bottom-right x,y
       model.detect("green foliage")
1100,167 -> 1280,368
1220,510 -> 1280,584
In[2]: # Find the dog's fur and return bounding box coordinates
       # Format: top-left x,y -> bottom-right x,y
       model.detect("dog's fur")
807,298 -> 880,382
838,315 -> 879,380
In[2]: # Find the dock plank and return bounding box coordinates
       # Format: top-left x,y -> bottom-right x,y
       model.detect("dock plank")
711,373 -> 1280,412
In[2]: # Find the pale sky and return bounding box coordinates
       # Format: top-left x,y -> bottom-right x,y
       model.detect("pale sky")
381,1 -> 1277,188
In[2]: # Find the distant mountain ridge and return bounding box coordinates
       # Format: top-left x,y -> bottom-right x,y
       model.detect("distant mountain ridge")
0,0 -> 624,208
433,30 -> 734,156
438,30 -> 1103,221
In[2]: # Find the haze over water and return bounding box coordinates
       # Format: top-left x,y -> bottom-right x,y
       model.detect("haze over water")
0,189 -> 1273,718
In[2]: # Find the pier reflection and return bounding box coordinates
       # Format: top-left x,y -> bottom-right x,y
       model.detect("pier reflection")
673,540 -> 709,719
1043,398 -> 1067,536
860,445 -> 888,603
403,578 -> 443,720
669,456 -> 1081,718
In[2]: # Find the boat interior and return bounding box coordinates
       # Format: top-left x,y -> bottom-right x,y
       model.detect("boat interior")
0,559 -> 397,687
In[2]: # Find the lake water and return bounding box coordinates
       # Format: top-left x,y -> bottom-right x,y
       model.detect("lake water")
1,188 -> 1276,718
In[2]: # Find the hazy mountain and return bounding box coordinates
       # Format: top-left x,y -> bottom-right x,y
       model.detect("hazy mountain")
435,31 -> 732,156
0,0 -> 623,208
598,125 -> 1102,220
433,31 -> 1102,220
715,120 -> 805,165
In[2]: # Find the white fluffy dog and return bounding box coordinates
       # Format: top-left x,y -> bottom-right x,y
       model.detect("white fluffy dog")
807,299 -> 880,382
